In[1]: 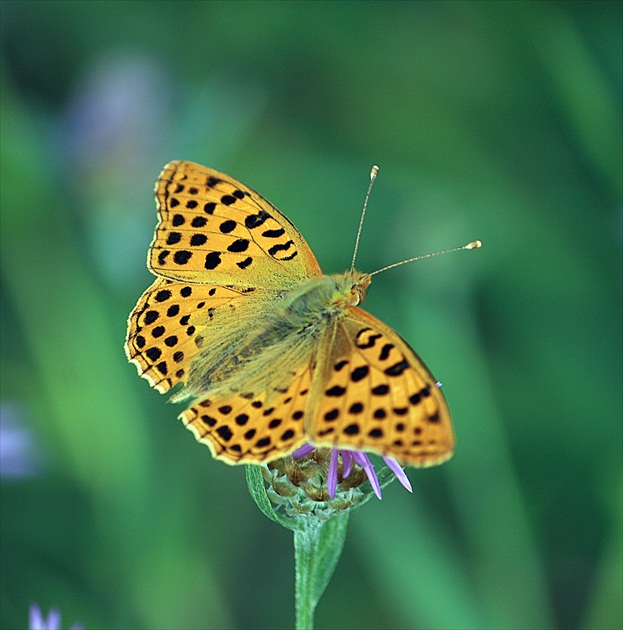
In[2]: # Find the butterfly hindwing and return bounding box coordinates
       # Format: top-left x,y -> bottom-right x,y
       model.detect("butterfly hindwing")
151,161 -> 322,288
179,363 -> 313,463
125,277 -> 264,393
308,307 -> 455,466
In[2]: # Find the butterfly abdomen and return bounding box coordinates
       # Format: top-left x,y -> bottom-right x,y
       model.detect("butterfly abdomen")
180,272 -> 369,402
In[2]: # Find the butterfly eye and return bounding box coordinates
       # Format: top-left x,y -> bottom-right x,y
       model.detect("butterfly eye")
352,284 -> 367,305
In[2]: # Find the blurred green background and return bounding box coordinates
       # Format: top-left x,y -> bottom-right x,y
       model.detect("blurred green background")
1,1 -> 621,629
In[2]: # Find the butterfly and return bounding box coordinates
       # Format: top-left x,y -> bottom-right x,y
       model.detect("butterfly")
126,161 -> 478,468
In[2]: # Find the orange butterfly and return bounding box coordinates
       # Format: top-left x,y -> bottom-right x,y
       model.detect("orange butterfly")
125,161 -> 480,469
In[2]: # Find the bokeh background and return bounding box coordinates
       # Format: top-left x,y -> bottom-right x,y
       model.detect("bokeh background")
1,2 -> 621,629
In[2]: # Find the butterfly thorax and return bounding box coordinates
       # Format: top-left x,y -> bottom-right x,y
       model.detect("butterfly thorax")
282,269 -> 371,318
179,270 -> 372,401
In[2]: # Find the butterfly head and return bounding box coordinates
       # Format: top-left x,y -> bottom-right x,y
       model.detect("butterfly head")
334,269 -> 371,308
351,271 -> 371,305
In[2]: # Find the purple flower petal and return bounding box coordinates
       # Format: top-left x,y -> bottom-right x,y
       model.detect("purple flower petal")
289,445 -> 413,501
291,444 -> 315,458
341,450 -> 353,479
29,605 -> 45,630
352,451 -> 382,499
29,605 -> 61,630
47,611 -> 62,630
382,456 -> 413,493
327,448 -> 339,497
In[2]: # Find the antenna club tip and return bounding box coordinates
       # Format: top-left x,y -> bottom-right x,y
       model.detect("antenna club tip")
370,165 -> 379,180
465,240 -> 482,249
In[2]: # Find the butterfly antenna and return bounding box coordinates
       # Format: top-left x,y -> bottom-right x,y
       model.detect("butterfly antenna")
351,165 -> 379,270
370,240 -> 482,277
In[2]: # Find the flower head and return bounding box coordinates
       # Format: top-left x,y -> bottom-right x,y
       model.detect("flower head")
264,445 -> 412,519
1,403 -> 41,479
29,604 -> 83,630
292,444 -> 412,500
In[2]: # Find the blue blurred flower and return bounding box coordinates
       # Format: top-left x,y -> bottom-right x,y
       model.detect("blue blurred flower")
29,604 -> 83,630
0,403 -> 41,479
292,444 -> 412,500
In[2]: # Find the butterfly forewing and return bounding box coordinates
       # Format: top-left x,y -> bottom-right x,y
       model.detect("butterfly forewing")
308,307 -> 455,466
151,161 -> 322,288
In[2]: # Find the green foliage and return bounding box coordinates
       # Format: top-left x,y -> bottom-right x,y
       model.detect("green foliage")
1,1 -> 621,629
246,465 -> 350,629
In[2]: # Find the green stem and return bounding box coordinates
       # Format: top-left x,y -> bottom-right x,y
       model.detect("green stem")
246,464 -> 394,628
294,521 -> 320,630
293,514 -> 349,630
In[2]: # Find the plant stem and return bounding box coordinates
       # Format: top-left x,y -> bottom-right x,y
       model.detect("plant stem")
293,514 -> 349,630
294,520 -> 320,630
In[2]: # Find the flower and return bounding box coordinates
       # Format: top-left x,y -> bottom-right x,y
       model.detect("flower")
263,446 -> 413,519
292,444 -> 412,500
29,604 -> 83,630
0,403 -> 41,479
